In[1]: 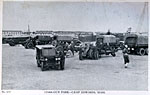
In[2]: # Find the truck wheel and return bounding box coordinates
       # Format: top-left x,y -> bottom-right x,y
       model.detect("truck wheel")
145,48 -> 148,55
94,51 -> 99,60
79,52 -> 83,60
28,42 -> 34,49
89,49 -> 93,59
41,61 -> 45,71
139,48 -> 145,56
9,42 -> 15,46
111,52 -> 116,57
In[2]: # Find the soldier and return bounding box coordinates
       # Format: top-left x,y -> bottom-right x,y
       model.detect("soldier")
96,38 -> 103,57
70,41 -> 75,56
83,43 -> 89,56
52,36 -> 58,47
123,45 -> 130,68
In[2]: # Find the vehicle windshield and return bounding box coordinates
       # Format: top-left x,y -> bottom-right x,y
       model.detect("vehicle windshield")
125,37 -> 137,44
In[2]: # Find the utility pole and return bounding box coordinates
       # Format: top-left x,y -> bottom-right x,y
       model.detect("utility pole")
28,24 -> 30,32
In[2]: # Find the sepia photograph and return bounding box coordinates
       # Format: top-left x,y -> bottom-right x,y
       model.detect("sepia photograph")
1,0 -> 149,93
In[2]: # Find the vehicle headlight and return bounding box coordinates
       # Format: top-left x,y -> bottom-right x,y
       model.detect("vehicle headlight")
56,58 -> 61,60
131,48 -> 134,50
45,58 -> 48,61
128,48 -> 130,50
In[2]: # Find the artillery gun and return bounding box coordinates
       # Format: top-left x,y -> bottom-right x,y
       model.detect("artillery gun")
79,35 -> 117,60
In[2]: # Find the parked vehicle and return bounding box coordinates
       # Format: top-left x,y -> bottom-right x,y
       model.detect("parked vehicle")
36,45 -> 65,71
6,36 -> 30,46
124,33 -> 148,56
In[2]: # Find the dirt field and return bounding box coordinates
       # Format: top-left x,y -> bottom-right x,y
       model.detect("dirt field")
2,44 -> 148,90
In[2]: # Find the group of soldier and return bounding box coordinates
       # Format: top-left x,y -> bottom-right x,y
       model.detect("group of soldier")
51,36 -> 75,56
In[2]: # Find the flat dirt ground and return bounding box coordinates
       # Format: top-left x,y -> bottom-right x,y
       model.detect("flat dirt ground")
2,44 -> 148,90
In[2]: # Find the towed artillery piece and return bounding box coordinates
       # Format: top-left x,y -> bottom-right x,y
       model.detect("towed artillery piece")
79,35 -> 117,60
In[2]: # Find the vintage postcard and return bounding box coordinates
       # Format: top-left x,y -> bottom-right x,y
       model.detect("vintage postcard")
0,0 -> 149,95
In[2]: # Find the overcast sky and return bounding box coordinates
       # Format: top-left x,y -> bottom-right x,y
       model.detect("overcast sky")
3,2 -> 148,33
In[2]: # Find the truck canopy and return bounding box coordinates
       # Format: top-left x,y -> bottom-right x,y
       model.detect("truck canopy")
97,35 -> 117,43
125,33 -> 148,45
36,35 -> 53,41
57,36 -> 73,41
137,34 -> 148,45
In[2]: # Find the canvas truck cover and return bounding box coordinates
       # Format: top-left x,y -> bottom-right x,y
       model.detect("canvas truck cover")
57,36 -> 73,41
125,34 -> 148,45
37,36 -> 52,41
97,35 -> 117,43
137,34 -> 148,45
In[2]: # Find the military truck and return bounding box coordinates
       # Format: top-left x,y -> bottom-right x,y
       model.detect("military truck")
36,45 -> 65,71
5,36 -> 30,46
124,33 -> 148,56
79,35 -> 117,60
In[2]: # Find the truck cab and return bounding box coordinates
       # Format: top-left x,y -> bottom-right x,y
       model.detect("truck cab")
124,33 -> 148,56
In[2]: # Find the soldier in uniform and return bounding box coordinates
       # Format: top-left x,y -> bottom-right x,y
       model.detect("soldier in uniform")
123,45 -> 130,68
70,41 -> 75,56
96,37 -> 103,57
52,36 -> 58,47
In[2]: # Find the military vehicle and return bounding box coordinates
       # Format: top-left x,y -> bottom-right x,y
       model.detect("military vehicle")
5,36 -> 30,46
96,35 -> 117,57
124,33 -> 148,56
79,35 -> 117,60
36,45 -> 65,71
79,42 -> 98,60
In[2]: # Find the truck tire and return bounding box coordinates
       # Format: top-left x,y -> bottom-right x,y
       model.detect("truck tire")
27,42 -> 34,49
9,42 -> 16,46
41,61 -> 45,71
79,52 -> 83,60
88,49 -> 93,59
145,48 -> 148,55
111,52 -> 116,57
94,50 -> 99,60
139,48 -> 145,56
